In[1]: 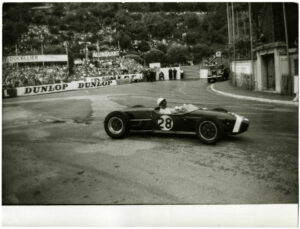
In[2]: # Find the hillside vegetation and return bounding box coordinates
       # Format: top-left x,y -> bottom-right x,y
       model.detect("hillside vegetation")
3,3 -> 229,65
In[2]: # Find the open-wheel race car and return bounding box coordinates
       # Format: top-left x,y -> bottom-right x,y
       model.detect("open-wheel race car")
104,104 -> 249,144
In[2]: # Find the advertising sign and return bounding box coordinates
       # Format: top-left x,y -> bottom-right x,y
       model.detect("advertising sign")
232,61 -> 252,75
4,55 -> 68,64
92,51 -> 119,58
216,51 -> 222,57
149,63 -> 161,68
16,80 -> 117,97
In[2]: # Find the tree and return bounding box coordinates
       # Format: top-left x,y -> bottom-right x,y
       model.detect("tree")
52,3 -> 65,17
186,31 -> 200,45
184,13 -> 199,28
191,44 -> 214,63
3,3 -> 32,48
148,3 -> 163,12
166,45 -> 190,64
156,43 -> 168,53
127,21 -> 148,40
151,19 -> 173,39
144,49 -> 165,64
116,32 -> 132,50
138,40 -> 150,52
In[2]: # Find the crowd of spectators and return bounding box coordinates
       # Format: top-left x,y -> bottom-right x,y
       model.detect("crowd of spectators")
2,56 -> 145,88
74,57 -> 144,80
3,64 -> 68,89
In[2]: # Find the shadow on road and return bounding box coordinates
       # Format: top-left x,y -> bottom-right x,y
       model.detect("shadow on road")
127,131 -> 250,145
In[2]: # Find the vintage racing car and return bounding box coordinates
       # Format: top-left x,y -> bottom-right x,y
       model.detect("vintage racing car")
104,104 -> 249,144
207,67 -> 229,83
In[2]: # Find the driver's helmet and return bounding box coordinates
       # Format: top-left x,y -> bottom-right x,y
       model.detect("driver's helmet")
157,98 -> 166,106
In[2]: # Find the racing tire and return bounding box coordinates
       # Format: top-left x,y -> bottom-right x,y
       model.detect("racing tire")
196,117 -> 223,144
104,111 -> 129,139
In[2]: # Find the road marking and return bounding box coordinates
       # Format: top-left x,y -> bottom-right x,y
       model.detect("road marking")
209,84 -> 298,107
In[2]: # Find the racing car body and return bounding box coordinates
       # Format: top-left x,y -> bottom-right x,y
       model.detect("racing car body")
207,68 -> 229,83
104,105 -> 249,144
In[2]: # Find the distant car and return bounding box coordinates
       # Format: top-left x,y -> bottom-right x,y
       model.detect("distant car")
207,68 -> 229,83
104,104 -> 249,144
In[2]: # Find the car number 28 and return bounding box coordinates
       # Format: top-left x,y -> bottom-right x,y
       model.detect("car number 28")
157,115 -> 173,131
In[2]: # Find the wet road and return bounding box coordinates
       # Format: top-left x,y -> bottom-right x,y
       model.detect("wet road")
2,80 -> 298,204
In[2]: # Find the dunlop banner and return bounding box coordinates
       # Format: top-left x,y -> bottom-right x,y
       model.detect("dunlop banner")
16,80 -> 117,97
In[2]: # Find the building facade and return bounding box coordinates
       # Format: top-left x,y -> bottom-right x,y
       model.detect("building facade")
231,3 -> 298,95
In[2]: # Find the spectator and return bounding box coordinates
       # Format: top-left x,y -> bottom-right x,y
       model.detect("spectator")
168,68 -> 173,80
173,68 -> 177,80
180,68 -> 184,79
2,64 -> 68,88
2,54 -> 145,88
159,72 -> 165,80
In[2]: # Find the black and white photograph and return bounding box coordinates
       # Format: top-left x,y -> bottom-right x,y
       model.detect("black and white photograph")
2,1 -> 299,227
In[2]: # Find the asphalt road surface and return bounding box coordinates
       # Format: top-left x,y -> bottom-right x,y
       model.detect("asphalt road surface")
2,80 -> 298,204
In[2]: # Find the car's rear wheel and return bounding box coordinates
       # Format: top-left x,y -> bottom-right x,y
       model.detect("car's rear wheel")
196,118 -> 223,144
104,111 -> 129,138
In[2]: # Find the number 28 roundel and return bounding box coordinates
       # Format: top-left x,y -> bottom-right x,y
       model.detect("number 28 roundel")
157,115 -> 174,131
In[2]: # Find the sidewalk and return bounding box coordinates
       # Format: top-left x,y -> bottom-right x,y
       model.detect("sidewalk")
209,80 -> 298,106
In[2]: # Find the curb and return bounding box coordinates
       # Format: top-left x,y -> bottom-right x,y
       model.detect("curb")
209,84 -> 298,107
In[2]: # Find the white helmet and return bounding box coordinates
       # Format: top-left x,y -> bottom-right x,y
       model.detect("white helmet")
157,98 -> 166,106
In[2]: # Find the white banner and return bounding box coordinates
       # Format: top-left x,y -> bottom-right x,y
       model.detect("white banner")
92,51 -> 119,58
4,55 -> 68,64
74,59 -> 83,65
85,74 -> 143,82
149,63 -> 161,68
16,80 -> 117,97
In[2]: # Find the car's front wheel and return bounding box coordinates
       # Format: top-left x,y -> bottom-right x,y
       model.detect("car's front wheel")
104,111 -> 129,138
196,118 -> 223,144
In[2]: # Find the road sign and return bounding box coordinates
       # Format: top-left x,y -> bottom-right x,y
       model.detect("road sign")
216,51 -> 222,57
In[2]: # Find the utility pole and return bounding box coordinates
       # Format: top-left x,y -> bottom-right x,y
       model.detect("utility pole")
41,43 -> 44,67
64,41 -> 69,74
15,44 -> 19,71
85,42 -> 88,77
41,34 -> 44,67
236,11 -> 239,39
97,40 -> 100,63
231,2 -> 236,84
227,3 -> 232,45
282,2 -> 292,95
248,3 -> 254,89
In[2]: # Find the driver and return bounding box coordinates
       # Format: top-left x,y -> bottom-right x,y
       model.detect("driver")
157,98 -> 172,114
157,98 -> 187,114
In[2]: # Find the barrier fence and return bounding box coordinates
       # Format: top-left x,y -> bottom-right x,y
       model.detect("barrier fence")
3,73 -> 146,98
3,79 -> 117,98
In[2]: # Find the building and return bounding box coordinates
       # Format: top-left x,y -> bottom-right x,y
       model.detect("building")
231,3 -> 298,95
254,3 -> 298,94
